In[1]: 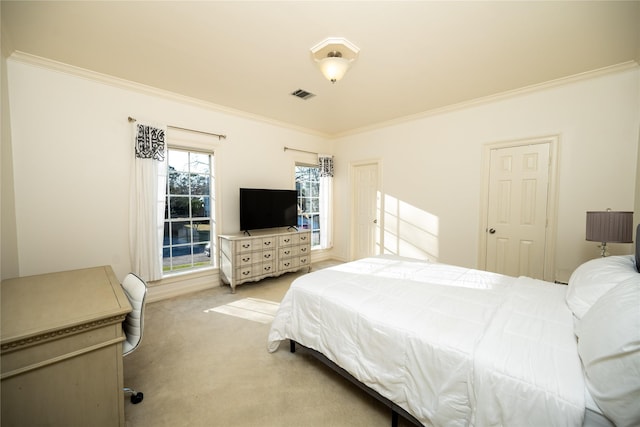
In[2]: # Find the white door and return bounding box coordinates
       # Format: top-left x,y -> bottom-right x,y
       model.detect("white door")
352,162 -> 379,260
485,143 -> 550,279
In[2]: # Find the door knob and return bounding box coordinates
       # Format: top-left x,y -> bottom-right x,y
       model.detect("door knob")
489,228 -> 496,234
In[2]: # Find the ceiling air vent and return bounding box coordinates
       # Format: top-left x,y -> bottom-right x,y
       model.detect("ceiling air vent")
291,89 -> 315,100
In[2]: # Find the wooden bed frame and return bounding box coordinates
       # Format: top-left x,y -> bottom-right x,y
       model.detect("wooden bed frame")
290,340 -> 424,427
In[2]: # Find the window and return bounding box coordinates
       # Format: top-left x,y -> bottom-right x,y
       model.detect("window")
163,148 -> 215,272
296,164 -> 320,247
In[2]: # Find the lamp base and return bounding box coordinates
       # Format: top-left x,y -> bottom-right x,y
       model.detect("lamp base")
597,242 -> 609,257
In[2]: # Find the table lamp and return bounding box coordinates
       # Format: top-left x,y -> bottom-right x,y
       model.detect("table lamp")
586,209 -> 633,257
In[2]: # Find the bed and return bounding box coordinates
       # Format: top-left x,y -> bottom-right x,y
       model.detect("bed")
267,226 -> 640,427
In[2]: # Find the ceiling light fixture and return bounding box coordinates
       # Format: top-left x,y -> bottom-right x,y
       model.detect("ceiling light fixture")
311,37 -> 359,83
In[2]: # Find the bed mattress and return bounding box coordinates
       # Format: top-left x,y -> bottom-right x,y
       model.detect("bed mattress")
268,256 -> 587,427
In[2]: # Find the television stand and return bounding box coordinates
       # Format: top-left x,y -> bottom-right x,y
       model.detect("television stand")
218,228 -> 311,292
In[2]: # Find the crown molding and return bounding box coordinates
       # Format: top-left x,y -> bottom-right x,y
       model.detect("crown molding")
8,51 -> 637,140
7,51 -> 329,139
334,61 -> 640,139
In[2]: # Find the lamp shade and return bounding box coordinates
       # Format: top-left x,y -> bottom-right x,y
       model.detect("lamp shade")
586,211 -> 634,243
318,56 -> 351,83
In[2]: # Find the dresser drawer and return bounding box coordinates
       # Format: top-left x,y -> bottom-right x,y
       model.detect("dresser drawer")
261,249 -> 275,262
260,261 -> 276,275
260,237 -> 276,249
278,234 -> 299,246
298,233 -> 310,245
299,256 -> 310,268
238,265 -> 256,280
238,239 -> 257,253
278,246 -> 298,259
279,258 -> 299,270
236,253 -> 257,266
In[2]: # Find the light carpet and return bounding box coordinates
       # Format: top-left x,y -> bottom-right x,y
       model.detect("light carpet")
123,261 -> 415,427
205,297 -> 280,324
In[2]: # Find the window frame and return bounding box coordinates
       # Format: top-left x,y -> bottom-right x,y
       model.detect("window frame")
162,147 -> 217,275
295,162 -> 321,249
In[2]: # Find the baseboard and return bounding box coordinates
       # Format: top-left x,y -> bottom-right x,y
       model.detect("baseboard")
146,251 -> 340,303
147,270 -> 222,303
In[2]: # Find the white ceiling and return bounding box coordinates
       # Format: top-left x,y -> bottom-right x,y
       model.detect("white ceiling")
2,1 -> 639,137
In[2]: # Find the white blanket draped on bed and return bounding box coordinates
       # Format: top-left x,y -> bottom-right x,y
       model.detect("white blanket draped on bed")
267,256 -> 585,427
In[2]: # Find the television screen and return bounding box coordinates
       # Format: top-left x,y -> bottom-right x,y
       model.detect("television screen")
240,188 -> 298,232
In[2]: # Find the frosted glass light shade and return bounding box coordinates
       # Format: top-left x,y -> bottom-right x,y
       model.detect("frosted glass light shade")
319,56 -> 351,83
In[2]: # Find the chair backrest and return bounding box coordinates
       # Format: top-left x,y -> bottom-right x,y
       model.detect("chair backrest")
122,273 -> 148,357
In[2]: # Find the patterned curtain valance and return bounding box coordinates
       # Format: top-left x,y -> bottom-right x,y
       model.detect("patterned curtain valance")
319,155 -> 334,178
136,124 -> 165,161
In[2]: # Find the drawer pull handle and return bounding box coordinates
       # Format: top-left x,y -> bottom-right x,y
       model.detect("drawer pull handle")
284,238 -> 290,243
284,250 -> 290,255
242,244 -> 250,249
242,257 -> 250,262
300,248 -> 307,252
264,241 -> 271,246
264,266 -> 271,271
242,271 -> 251,276
264,254 -> 271,259
284,262 -> 290,267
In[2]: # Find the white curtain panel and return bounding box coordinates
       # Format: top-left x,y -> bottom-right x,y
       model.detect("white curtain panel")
318,154 -> 334,250
129,122 -> 167,282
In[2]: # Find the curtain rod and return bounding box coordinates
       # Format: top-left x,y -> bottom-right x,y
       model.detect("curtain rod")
128,116 -> 226,140
284,146 -> 318,155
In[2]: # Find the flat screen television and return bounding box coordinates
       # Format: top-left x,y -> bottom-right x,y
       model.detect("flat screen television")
240,188 -> 298,232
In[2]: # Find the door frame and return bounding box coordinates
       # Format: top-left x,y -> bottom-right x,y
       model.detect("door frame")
350,159 -> 383,261
477,135 -> 560,282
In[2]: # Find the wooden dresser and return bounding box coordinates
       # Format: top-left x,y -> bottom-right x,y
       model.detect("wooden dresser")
1,266 -> 131,427
219,228 -> 311,292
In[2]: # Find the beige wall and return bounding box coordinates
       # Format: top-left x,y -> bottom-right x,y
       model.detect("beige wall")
636,79 -> 640,233
4,55 -> 639,283
334,67 -> 640,282
3,56 -> 328,280
1,45 -> 19,280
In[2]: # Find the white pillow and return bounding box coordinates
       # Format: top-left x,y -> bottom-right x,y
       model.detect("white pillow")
576,275 -> 640,427
566,255 -> 636,319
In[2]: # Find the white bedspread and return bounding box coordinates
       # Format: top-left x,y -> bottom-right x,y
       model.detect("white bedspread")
267,256 -> 586,427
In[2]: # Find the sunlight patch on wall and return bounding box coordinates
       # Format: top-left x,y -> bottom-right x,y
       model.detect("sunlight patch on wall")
383,194 -> 439,260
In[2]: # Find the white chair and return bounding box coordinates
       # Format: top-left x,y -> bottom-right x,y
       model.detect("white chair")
122,273 -> 147,404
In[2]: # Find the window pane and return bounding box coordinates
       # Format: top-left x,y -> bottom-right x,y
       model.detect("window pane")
168,150 -> 189,172
190,152 -> 210,174
192,220 -> 210,242
163,222 -> 170,245
171,221 -> 191,245
170,196 -> 190,218
311,214 -> 320,229
190,173 -> 209,195
169,171 -> 189,195
190,196 -> 204,218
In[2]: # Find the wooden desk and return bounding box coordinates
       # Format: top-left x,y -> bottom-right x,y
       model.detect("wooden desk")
1,266 -> 132,427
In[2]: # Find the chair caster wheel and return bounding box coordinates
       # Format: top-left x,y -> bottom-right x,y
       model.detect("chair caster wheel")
131,392 -> 144,404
